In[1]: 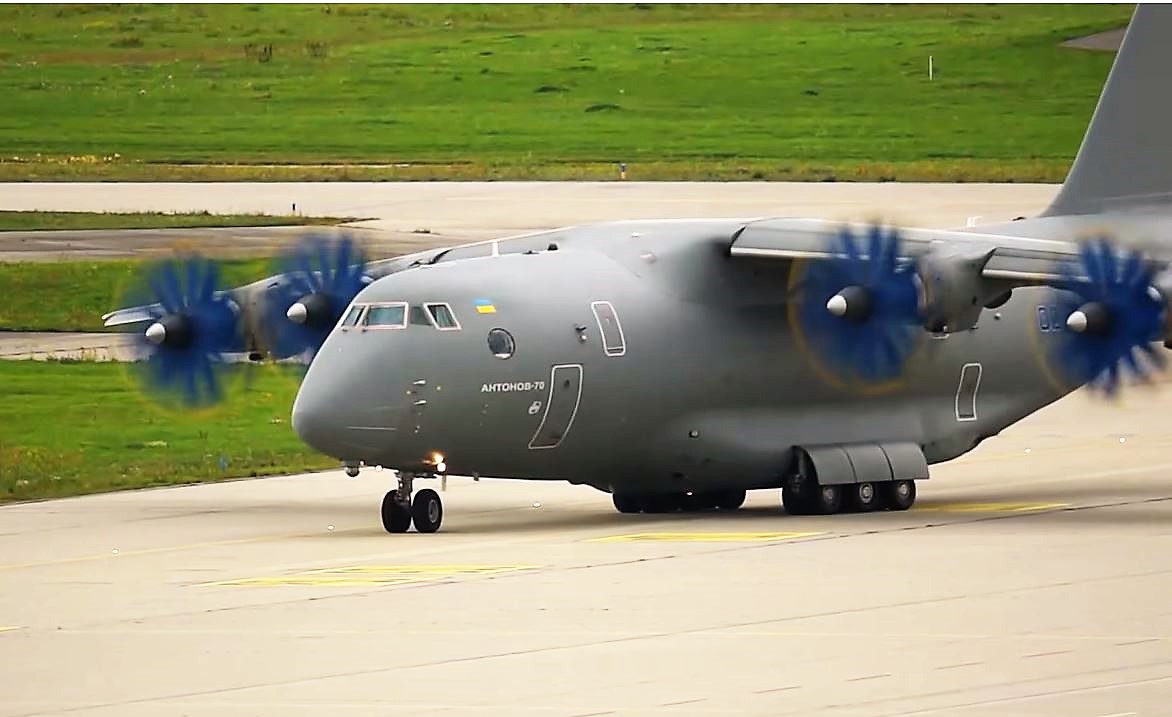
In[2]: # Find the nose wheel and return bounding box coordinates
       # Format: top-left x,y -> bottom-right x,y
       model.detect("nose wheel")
380,472 -> 444,534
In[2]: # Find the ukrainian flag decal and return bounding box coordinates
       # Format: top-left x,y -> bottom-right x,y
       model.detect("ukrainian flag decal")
474,298 -> 497,314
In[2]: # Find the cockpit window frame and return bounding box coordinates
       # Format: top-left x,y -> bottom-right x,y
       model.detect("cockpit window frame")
424,302 -> 461,331
361,301 -> 410,331
339,303 -> 367,331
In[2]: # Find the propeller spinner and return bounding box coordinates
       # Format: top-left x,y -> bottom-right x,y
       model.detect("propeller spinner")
125,254 -> 242,407
264,233 -> 371,360
1051,238 -> 1167,394
793,224 -> 922,383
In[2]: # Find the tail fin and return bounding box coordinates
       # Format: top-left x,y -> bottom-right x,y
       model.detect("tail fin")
1043,4 -> 1172,217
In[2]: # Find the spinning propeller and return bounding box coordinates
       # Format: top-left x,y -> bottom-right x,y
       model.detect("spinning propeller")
793,224 -> 922,383
125,255 -> 243,408
263,233 -> 371,360
117,233 -> 373,409
1050,238 -> 1167,395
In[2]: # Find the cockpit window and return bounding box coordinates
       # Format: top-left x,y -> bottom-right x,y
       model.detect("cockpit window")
487,328 -> 515,359
364,303 -> 408,329
426,303 -> 460,330
409,305 -> 431,326
341,304 -> 365,328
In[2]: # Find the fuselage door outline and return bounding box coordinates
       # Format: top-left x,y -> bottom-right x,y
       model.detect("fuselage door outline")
528,364 -> 584,450
955,362 -> 982,422
590,300 -> 627,357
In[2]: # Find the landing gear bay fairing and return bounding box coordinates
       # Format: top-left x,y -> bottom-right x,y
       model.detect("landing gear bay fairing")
103,6 -> 1172,533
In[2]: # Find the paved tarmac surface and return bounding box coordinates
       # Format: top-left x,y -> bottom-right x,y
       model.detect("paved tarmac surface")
0,181 -> 1058,262
2,385 -> 1171,717
5,181 -> 1171,715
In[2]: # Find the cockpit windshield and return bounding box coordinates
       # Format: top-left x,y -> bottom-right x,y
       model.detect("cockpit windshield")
364,303 -> 408,329
339,302 -> 461,332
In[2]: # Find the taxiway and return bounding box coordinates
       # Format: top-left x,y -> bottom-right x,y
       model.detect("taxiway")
2,181 -> 1170,716
1,386 -> 1171,717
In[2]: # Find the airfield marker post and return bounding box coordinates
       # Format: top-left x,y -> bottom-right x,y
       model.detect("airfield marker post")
929,55 -> 934,81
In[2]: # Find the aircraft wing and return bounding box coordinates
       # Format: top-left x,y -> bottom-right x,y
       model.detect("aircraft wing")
728,217 -> 1082,283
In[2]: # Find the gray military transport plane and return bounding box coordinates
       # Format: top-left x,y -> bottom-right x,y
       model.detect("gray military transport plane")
105,4 -> 1172,534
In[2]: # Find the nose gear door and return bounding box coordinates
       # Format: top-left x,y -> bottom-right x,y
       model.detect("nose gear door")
528,364 -> 583,449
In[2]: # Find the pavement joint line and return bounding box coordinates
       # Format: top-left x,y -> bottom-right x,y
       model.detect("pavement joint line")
201,564 -> 539,588
913,501 -> 1070,513
587,531 -> 823,543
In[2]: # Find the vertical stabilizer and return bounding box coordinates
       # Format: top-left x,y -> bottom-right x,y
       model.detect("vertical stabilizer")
1044,4 -> 1172,217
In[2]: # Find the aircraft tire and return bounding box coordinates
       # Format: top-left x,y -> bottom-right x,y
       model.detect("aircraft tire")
411,489 -> 443,533
714,489 -> 746,511
612,492 -> 643,514
849,482 -> 881,512
381,491 -> 412,534
781,485 -> 809,516
810,484 -> 843,515
882,480 -> 916,511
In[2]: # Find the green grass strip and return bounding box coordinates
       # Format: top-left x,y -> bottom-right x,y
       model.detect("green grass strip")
0,361 -> 333,503
0,259 -> 277,332
0,4 -> 1132,182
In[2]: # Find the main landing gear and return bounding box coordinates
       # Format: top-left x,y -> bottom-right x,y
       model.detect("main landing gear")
782,475 -> 916,516
380,471 -> 443,534
612,488 -> 746,514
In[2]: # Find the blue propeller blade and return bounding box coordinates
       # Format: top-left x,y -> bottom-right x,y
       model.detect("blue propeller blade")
264,233 -> 370,361
794,224 -> 922,384
124,254 -> 242,408
1050,238 -> 1166,396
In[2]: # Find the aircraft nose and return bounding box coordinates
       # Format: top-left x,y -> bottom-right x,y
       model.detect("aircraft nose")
291,340 -> 409,460
291,364 -> 338,457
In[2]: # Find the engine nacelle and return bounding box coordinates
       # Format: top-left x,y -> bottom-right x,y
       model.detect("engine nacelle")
914,245 -> 997,333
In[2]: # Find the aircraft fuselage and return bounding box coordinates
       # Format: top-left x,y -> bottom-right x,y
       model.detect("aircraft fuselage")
292,219 -> 1072,494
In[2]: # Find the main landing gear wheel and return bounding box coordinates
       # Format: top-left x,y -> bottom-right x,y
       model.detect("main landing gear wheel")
381,490 -> 412,534
782,484 -> 810,515
809,484 -> 843,515
412,488 -> 443,533
849,482 -> 882,512
882,479 -> 916,511
611,490 -> 743,514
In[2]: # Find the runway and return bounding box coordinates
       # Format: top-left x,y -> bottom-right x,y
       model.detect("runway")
2,386 -> 1171,717
0,181 -> 1059,262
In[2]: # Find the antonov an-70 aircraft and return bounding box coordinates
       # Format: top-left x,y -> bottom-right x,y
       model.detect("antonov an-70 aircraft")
105,5 -> 1172,534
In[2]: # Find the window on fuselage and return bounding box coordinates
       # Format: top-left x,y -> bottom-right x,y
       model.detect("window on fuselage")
341,304 -> 365,328
364,303 -> 408,329
425,303 -> 460,330
409,305 -> 431,327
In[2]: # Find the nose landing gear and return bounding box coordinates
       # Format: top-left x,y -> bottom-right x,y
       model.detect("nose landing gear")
380,472 -> 444,534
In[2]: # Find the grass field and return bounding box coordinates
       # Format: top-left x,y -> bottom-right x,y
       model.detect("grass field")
0,210 -> 357,231
0,258 -> 273,331
0,4 -> 1132,182
0,360 -> 332,502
